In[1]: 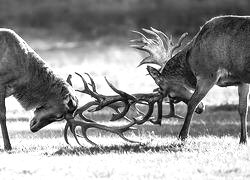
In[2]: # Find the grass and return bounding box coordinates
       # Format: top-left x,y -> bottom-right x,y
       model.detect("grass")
1,104 -> 250,179
0,27 -> 249,179
2,137 -> 249,180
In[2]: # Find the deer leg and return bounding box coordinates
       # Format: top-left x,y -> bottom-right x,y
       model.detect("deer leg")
238,83 -> 249,144
179,78 -> 216,140
0,86 -> 11,150
163,100 -> 183,119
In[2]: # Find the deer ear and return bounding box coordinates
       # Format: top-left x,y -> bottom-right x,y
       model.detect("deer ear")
147,66 -> 160,79
67,99 -> 77,113
63,94 -> 78,113
66,74 -> 73,86
146,66 -> 163,86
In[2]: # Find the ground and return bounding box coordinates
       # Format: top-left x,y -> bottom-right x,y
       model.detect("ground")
1,106 -> 250,179
0,35 -> 249,180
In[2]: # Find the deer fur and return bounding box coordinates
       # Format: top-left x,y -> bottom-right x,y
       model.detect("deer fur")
148,15 -> 250,143
0,28 -> 78,150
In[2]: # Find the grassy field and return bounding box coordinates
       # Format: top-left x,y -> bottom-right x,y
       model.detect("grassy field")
1,105 -> 250,179
2,1 -> 250,179
0,29 -> 249,179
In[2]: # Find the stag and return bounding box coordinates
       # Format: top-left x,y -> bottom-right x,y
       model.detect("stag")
147,15 -> 250,144
0,28 -> 78,150
130,27 -> 188,119
130,28 -> 205,118
64,72 -> 165,146
63,28 -> 206,146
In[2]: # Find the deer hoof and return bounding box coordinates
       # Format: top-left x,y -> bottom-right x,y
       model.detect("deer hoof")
4,144 -> 12,151
239,137 -> 247,144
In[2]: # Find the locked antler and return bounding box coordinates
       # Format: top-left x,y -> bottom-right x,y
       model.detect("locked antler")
63,28 -> 188,146
64,117 -> 138,146
130,28 -> 187,119
130,27 -> 188,72
64,73 -> 165,146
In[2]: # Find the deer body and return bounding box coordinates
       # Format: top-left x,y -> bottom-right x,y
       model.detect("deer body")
189,16 -> 250,87
0,28 -> 78,150
148,16 -> 250,143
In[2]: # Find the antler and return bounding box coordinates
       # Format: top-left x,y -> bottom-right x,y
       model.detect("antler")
130,29 -> 168,67
64,73 -> 165,146
130,27 -> 188,72
63,27 -> 188,146
130,28 -> 188,119
74,72 -> 138,122
64,117 -> 138,146
74,73 -> 165,122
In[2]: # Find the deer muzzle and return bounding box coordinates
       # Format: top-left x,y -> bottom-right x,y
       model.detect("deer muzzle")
30,117 -> 54,132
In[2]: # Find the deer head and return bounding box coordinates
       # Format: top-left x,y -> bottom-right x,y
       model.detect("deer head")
147,66 -> 204,114
130,28 -> 204,113
30,84 -> 78,132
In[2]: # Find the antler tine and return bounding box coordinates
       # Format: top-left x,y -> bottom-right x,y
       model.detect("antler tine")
150,27 -> 171,50
130,30 -> 150,42
133,102 -> 155,125
149,99 -> 163,125
130,44 -> 152,55
130,103 -> 147,116
130,29 -> 160,66
108,103 -> 134,122
130,28 -> 169,68
104,77 -> 137,102
64,118 -> 139,146
169,32 -> 188,56
150,27 -> 171,40
104,77 -> 139,120
74,101 -> 100,122
84,73 -> 97,92
142,28 -> 163,45
75,72 -> 88,90
64,122 -> 71,145
75,72 -> 101,101
136,56 -> 160,67
64,120 -> 84,146
66,74 -> 73,86
109,102 -> 131,121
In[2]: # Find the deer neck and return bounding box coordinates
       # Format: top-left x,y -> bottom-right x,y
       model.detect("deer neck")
161,44 -> 197,89
13,54 -> 68,110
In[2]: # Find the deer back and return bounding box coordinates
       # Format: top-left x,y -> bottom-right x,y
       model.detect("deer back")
187,16 -> 250,83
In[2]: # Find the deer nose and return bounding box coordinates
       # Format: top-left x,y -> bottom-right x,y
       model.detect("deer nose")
30,119 -> 38,132
65,113 -> 74,120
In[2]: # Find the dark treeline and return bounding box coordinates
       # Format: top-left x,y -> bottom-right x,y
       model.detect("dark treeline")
1,0 -> 250,38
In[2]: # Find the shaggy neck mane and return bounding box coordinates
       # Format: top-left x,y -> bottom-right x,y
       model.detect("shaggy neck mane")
162,43 -> 197,88
13,53 -> 69,110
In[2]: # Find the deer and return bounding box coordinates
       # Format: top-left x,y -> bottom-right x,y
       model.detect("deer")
0,28 -> 78,150
130,28 -> 188,119
146,15 -> 250,144
63,28 -> 206,146
130,28 -> 206,119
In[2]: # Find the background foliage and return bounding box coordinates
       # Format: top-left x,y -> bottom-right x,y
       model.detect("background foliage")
1,0 -> 250,38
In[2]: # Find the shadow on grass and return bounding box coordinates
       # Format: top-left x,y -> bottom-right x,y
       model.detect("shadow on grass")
52,142 -> 186,156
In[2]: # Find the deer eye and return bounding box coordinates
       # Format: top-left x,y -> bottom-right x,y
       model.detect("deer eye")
35,105 -> 45,113
169,92 -> 176,98
55,114 -> 64,121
